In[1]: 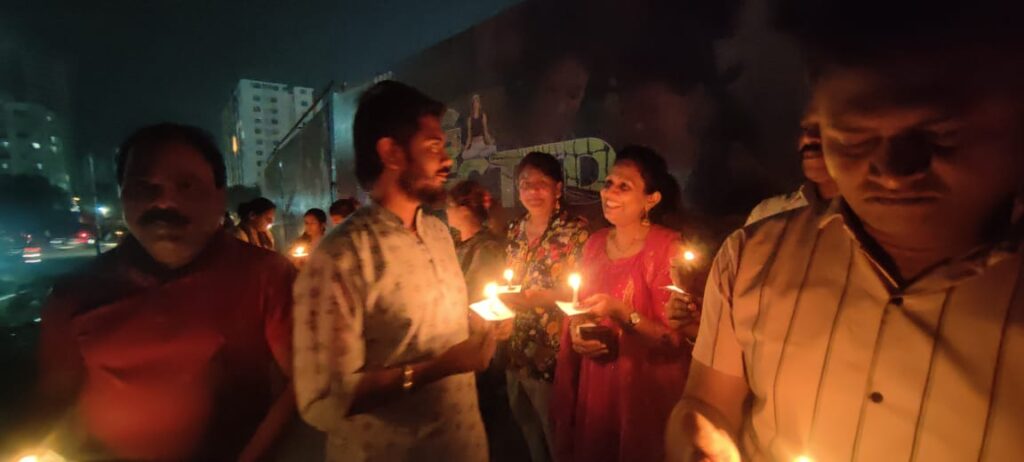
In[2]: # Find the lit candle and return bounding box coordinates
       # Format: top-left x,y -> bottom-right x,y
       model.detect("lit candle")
292,245 -> 308,258
503,268 -> 514,288
683,249 -> 696,262
484,282 -> 499,300
793,455 -> 814,462
568,273 -> 581,305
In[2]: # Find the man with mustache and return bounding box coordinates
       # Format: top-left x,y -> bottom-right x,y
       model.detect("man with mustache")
31,124 -> 297,461
744,101 -> 839,225
667,1 -> 1024,461
292,81 -> 495,461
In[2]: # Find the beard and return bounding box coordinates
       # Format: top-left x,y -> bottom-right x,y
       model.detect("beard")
399,167 -> 447,204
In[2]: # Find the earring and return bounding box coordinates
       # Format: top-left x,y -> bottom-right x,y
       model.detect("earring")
641,208 -> 651,227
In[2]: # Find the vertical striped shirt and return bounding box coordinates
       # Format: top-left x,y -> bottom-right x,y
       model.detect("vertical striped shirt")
694,200 -> 1024,462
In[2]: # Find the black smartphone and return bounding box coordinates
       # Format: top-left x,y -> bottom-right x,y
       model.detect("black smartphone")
577,324 -> 618,360
578,324 -> 612,341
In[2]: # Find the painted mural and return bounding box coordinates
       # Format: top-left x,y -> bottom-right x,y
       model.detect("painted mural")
266,0 -> 811,243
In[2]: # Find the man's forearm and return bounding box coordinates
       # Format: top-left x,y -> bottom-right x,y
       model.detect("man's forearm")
665,396 -> 743,462
346,356 -> 454,416
674,396 -> 740,439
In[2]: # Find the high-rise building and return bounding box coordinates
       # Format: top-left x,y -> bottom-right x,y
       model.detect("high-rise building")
0,42 -> 79,193
0,100 -> 71,191
222,79 -> 315,189
0,43 -> 73,117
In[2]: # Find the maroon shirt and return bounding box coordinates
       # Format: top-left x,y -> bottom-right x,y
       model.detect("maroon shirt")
37,232 -> 295,460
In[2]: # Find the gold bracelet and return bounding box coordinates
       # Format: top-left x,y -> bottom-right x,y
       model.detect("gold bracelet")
402,365 -> 415,392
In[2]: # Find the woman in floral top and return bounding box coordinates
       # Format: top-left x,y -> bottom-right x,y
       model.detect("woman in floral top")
503,152 -> 589,462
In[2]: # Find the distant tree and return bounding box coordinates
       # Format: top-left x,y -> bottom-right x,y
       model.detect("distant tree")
0,174 -> 76,235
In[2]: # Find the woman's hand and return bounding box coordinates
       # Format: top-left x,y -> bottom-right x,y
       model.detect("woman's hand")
580,294 -> 629,323
569,317 -> 609,358
667,292 -> 701,326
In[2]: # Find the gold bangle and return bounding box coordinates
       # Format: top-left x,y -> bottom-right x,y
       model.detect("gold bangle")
402,365 -> 414,392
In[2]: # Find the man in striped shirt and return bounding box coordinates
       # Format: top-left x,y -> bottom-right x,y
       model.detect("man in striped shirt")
667,1 -> 1024,461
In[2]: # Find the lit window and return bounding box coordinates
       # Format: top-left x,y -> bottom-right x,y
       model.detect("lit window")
31,142 -> 41,149
0,140 -> 7,147
50,146 -> 58,153
1,163 -> 7,169
50,136 -> 58,144
36,162 -> 43,170
46,114 -> 54,122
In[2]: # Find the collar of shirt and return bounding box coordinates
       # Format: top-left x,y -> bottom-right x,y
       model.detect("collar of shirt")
818,197 -> 1024,292
368,201 -> 425,232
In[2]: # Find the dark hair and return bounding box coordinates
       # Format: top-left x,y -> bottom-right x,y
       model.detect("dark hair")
236,201 -> 251,220
117,123 -> 226,188
614,145 -> 683,228
514,151 -> 564,184
245,197 -> 276,220
775,0 -> 1023,82
449,180 -> 492,224
304,208 -> 327,225
329,197 -> 358,218
353,80 -> 446,189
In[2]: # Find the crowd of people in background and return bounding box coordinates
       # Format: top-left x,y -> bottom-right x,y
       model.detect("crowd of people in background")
10,1 -> 1024,461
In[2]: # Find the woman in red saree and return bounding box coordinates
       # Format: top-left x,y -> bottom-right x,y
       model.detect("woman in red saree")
551,146 -> 701,462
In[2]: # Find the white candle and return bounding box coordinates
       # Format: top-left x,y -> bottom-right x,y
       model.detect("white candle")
568,273 -> 581,305
503,268 -> 514,288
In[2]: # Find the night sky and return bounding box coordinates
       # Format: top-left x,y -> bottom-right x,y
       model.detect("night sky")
0,0 -> 521,156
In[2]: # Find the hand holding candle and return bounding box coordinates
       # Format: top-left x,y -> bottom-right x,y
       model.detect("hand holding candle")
470,282 -> 516,321
556,272 -> 590,316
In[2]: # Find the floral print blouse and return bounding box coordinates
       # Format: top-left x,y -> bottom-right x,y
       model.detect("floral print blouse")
505,209 -> 589,382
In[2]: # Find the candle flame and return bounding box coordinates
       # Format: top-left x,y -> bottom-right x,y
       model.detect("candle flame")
484,282 -> 499,299
793,456 -> 814,462
568,273 -> 581,290
683,250 -> 697,262
504,268 -> 514,282
292,245 -> 307,257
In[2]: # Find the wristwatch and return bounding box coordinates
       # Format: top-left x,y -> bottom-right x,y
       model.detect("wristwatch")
626,311 -> 642,329
402,365 -> 415,392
